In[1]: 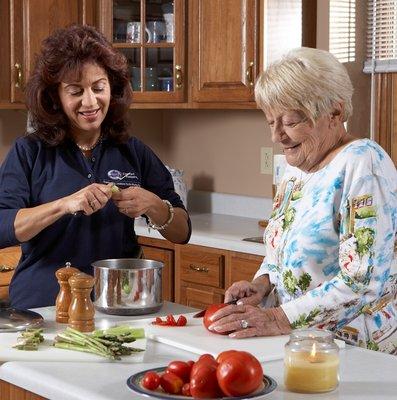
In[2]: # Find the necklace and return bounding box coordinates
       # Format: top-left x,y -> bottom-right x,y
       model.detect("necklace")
75,134 -> 103,152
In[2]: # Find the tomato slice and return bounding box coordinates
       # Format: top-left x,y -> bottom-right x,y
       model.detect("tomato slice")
166,314 -> 177,326
176,315 -> 187,326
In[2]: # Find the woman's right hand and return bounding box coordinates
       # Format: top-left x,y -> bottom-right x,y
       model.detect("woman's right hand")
61,183 -> 113,215
224,280 -> 268,306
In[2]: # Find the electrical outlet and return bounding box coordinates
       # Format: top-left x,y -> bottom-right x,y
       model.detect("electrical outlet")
260,147 -> 273,174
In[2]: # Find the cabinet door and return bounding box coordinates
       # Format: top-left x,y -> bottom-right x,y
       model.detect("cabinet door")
0,246 -> 21,300
226,252 -> 263,288
179,286 -> 223,309
190,0 -> 259,103
0,0 -> 95,107
142,245 -> 174,302
98,0 -> 186,103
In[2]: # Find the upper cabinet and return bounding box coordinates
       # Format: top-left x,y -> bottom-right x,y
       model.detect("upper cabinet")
0,0 -> 313,109
97,0 -> 186,103
0,0 -> 96,108
190,0 -> 259,104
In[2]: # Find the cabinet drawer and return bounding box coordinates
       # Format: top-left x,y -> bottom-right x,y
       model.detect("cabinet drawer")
228,253 -> 263,285
0,270 -> 15,286
181,286 -> 223,309
0,285 -> 9,300
180,249 -> 224,288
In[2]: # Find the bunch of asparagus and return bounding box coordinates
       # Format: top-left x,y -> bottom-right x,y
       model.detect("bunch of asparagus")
54,325 -> 145,360
13,328 -> 44,350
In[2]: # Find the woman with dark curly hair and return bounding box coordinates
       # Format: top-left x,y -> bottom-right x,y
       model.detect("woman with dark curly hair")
0,25 -> 191,309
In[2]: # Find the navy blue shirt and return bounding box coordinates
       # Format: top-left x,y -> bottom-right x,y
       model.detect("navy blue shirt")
0,135 -> 190,309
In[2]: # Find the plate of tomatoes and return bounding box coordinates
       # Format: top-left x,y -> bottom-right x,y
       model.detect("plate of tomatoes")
126,351 -> 277,399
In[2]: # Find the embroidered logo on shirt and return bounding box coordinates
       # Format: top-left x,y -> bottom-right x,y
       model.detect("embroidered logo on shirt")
105,170 -> 140,187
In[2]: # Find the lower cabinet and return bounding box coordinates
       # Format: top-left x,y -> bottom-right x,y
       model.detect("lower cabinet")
0,246 -> 21,301
140,241 -> 175,303
138,236 -> 264,309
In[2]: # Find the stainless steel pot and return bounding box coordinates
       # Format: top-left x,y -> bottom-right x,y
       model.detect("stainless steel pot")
92,258 -> 164,315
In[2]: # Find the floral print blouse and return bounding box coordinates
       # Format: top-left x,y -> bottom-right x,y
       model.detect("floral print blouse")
255,139 -> 397,353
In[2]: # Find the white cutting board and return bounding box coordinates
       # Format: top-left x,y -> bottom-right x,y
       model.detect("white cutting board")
0,331 -> 146,363
145,313 -> 345,362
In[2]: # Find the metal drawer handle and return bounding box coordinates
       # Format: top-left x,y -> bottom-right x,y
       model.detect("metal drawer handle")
0,265 -> 15,272
14,63 -> 23,88
246,61 -> 254,86
175,65 -> 183,89
189,264 -> 209,273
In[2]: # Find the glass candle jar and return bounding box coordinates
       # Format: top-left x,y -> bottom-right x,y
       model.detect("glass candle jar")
284,329 -> 340,393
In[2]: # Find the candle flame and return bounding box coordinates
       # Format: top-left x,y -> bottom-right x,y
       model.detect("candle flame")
310,342 -> 317,358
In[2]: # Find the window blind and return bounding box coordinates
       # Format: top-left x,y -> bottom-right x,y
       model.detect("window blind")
263,0 -> 302,66
364,0 -> 397,73
329,0 -> 356,63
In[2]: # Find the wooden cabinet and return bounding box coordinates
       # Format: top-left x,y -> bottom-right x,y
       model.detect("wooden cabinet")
190,0 -> 259,104
226,252 -> 263,288
95,0 -> 260,108
141,242 -> 174,302
0,0 -> 96,108
97,0 -> 186,103
0,246 -> 21,301
375,73 -> 397,165
138,236 -> 264,309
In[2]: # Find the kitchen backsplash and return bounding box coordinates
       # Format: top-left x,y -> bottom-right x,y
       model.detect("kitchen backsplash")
188,190 -> 273,219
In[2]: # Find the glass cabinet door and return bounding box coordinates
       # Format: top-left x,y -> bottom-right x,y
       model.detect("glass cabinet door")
102,0 -> 185,103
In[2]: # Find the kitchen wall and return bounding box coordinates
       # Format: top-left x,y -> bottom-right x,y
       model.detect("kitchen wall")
0,0 -> 371,202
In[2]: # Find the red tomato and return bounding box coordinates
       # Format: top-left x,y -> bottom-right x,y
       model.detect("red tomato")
181,383 -> 191,396
216,351 -> 263,397
166,360 -> 192,383
166,314 -> 177,326
141,371 -> 160,391
176,315 -> 187,326
190,354 -> 222,398
187,360 -> 195,369
216,350 -> 238,364
160,371 -> 184,394
203,303 -> 229,335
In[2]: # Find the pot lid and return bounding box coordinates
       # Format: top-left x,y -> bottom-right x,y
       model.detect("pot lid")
0,307 -> 43,332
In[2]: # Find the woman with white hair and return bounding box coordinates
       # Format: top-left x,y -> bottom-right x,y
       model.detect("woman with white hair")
209,47 -> 397,353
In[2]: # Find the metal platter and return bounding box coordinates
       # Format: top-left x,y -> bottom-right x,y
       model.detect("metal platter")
0,307 -> 44,332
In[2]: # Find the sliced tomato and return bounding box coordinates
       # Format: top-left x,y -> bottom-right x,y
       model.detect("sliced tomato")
176,315 -> 187,326
166,314 -> 177,326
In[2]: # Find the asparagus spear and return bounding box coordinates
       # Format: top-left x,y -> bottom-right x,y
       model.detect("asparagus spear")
53,326 -> 145,360
13,328 -> 44,351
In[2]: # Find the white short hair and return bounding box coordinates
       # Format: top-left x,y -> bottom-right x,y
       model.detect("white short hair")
255,47 -> 353,122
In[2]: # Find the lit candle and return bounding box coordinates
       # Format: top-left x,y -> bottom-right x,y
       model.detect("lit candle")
284,330 -> 340,393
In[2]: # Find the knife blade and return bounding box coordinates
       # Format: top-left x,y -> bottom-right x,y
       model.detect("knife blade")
192,299 -> 239,318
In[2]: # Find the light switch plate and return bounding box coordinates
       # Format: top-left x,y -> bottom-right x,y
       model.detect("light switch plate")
260,147 -> 273,174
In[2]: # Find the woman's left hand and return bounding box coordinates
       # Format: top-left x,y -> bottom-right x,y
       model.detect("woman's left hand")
112,186 -> 158,218
207,304 -> 291,338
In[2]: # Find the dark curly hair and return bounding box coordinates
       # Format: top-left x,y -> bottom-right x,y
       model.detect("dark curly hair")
26,24 -> 133,146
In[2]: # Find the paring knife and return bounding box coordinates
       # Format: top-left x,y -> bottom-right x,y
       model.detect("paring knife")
192,299 -> 239,318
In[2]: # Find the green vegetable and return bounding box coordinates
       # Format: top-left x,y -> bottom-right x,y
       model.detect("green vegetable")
13,328 -> 44,351
111,183 -> 120,194
54,326 -> 145,360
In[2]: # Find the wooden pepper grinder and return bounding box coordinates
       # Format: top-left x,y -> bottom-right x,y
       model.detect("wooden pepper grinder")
68,273 -> 95,332
55,262 -> 79,323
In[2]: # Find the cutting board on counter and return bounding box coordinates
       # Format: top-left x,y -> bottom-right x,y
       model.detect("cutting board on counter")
0,332 -> 146,364
146,313 -> 345,362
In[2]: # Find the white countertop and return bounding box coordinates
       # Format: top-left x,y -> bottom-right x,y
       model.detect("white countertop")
135,213 -> 266,256
1,304 -> 396,400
